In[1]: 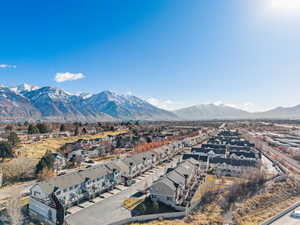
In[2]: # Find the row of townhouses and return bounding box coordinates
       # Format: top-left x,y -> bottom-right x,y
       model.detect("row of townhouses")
182,130 -> 261,177
29,134 -> 204,225
149,158 -> 203,210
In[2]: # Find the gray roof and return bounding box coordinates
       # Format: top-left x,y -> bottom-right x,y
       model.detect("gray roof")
35,165 -> 112,196
185,157 -> 199,166
122,152 -> 151,167
78,165 -> 110,180
167,170 -> 185,186
150,178 -> 176,196
174,161 -> 195,178
108,160 -> 129,175
37,172 -> 85,195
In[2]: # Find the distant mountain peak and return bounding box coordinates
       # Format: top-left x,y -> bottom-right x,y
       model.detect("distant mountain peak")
79,92 -> 92,99
10,83 -> 39,93
174,103 -> 250,120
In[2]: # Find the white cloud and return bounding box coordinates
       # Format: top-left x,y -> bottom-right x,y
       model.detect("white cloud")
55,72 -> 86,83
213,100 -> 223,106
270,0 -> 300,11
0,64 -> 16,69
203,101 -> 274,112
223,102 -> 275,112
147,97 -> 179,110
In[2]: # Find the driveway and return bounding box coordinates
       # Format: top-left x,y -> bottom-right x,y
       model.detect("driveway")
65,160 -> 178,225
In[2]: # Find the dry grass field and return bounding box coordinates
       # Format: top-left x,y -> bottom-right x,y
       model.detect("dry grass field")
131,178 -> 300,225
191,175 -> 216,203
14,129 -> 128,159
123,197 -> 145,210
233,178 -> 300,225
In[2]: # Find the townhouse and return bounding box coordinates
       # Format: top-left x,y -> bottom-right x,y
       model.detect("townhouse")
149,158 -> 201,209
29,163 -> 121,224
182,130 -> 261,177
29,135 -> 200,224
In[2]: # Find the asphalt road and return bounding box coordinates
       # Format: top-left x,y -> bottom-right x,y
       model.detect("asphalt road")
270,209 -> 300,225
65,160 -> 178,225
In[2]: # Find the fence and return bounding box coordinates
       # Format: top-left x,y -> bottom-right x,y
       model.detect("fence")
260,201 -> 300,225
109,194 -> 205,225
108,212 -> 186,225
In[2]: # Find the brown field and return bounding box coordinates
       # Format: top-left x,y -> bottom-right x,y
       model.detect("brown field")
14,129 -> 128,159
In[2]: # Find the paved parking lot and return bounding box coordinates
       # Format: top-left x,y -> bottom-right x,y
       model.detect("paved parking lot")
65,161 -> 177,225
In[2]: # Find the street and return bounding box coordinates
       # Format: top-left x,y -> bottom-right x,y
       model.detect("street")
270,209 -> 300,225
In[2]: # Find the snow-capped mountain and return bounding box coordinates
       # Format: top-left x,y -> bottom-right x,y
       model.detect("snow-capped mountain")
10,83 -> 39,93
0,84 -> 177,122
79,92 -> 92,99
0,86 -> 41,122
3,83 -> 300,122
24,87 -> 80,119
23,87 -> 113,121
86,91 -> 177,120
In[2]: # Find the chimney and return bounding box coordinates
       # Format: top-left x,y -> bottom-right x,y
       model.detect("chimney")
151,154 -> 155,166
129,162 -> 133,176
174,183 -> 179,201
184,174 -> 188,188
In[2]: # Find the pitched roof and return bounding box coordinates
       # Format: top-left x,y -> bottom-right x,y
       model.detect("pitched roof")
150,178 -> 176,196
167,170 -> 185,186
37,172 -> 85,195
109,160 -> 130,175
78,165 -> 109,180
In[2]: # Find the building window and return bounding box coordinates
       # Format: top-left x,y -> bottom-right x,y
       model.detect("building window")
48,209 -> 53,221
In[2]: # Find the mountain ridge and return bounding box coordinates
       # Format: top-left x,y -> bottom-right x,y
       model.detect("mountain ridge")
1,83 -> 300,122
0,84 -> 178,122
173,104 -> 300,120
173,104 -> 251,120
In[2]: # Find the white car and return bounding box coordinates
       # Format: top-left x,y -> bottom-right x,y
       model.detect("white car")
291,208 -> 300,218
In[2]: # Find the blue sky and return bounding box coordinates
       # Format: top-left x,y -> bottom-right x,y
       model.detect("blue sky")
1,0 -> 300,112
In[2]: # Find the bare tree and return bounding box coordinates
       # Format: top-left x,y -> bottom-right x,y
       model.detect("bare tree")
37,167 -> 55,181
2,157 -> 37,184
5,187 -> 23,225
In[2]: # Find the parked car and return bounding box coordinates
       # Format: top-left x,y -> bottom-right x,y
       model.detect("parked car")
291,208 -> 300,218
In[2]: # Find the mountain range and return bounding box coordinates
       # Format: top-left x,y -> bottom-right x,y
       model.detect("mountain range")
173,104 -> 300,120
0,84 -> 177,122
0,83 -> 300,122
